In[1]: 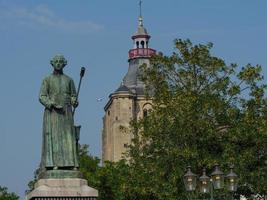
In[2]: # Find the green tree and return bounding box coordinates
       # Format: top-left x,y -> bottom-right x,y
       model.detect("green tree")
123,39 -> 267,199
79,144 -> 101,187
78,144 -> 129,200
96,161 -> 130,200
0,186 -> 19,200
26,168 -> 40,194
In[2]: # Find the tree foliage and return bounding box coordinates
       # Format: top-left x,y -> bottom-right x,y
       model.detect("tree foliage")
79,144 -> 100,187
79,39 -> 266,199
122,39 -> 267,199
79,145 -> 129,200
0,186 -> 19,200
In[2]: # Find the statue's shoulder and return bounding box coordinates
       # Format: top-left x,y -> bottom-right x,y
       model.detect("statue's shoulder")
62,74 -> 74,82
42,74 -> 53,82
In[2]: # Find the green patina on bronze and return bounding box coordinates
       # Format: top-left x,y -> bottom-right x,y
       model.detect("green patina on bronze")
38,170 -> 83,179
38,55 -> 81,179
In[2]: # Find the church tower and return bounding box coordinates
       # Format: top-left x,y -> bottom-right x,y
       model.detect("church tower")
102,2 -> 156,162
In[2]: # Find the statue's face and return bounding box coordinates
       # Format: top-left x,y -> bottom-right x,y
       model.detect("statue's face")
52,58 -> 65,70
51,55 -> 67,71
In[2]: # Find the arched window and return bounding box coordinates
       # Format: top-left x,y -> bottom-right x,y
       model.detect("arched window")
136,41 -> 139,48
141,40 -> 145,48
146,41 -> 148,48
143,109 -> 148,118
143,103 -> 152,118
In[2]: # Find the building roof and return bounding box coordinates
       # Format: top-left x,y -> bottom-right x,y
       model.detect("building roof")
134,25 -> 148,36
114,84 -> 132,94
107,6 -> 153,103
133,87 -> 145,95
131,16 -> 150,39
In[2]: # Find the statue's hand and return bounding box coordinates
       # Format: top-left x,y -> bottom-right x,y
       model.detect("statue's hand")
53,104 -> 63,110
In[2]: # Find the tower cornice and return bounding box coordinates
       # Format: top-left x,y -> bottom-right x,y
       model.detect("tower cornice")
131,34 -> 151,40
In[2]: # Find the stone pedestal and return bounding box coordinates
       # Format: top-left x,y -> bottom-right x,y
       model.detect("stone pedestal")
38,170 -> 84,179
26,178 -> 98,200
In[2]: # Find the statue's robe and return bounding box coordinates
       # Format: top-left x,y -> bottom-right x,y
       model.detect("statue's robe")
39,73 -> 79,169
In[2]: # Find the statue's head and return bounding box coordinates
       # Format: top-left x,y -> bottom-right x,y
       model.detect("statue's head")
50,54 -> 67,71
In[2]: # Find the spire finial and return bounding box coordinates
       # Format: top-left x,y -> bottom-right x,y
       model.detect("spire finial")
138,0 -> 143,26
139,0 -> 142,18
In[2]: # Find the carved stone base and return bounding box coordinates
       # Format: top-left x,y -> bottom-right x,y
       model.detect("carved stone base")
26,178 -> 98,200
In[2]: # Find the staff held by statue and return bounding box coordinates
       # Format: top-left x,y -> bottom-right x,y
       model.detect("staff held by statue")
73,67 -> 86,143
73,67 -> 85,116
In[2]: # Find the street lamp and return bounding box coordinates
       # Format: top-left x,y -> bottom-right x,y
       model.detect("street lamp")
226,165 -> 238,192
183,166 -> 197,192
199,168 -> 210,195
183,165 -> 238,200
211,164 -> 224,190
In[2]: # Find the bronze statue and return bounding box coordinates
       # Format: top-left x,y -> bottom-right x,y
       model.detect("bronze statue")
39,55 -> 79,172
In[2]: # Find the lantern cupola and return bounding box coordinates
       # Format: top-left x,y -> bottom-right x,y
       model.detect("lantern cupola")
128,1 -> 156,60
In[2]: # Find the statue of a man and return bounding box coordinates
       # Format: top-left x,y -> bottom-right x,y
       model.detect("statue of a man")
39,55 -> 79,171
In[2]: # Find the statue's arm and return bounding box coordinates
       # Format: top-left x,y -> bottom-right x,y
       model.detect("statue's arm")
39,78 -> 53,109
70,79 -> 78,108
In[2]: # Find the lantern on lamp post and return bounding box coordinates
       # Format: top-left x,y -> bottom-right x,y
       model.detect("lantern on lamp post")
211,164 -> 224,190
183,164 -> 238,200
183,166 -> 197,192
226,165 -> 238,192
199,168 -> 211,195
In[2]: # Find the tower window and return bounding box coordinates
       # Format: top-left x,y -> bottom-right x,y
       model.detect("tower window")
141,40 -> 145,48
108,110 -> 110,115
115,116 -> 118,120
136,41 -> 139,48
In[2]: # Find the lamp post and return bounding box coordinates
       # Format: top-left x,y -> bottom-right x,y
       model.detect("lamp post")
226,165 -> 238,200
183,165 -> 238,200
211,164 -> 224,190
199,168 -> 212,200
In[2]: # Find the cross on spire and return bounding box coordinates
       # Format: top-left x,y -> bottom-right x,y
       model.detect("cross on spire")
139,0 -> 142,18
138,0 -> 143,26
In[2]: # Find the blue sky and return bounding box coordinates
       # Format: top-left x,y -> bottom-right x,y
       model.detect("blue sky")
0,0 -> 267,198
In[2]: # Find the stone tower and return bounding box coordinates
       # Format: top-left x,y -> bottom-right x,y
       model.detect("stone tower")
102,4 -> 156,162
